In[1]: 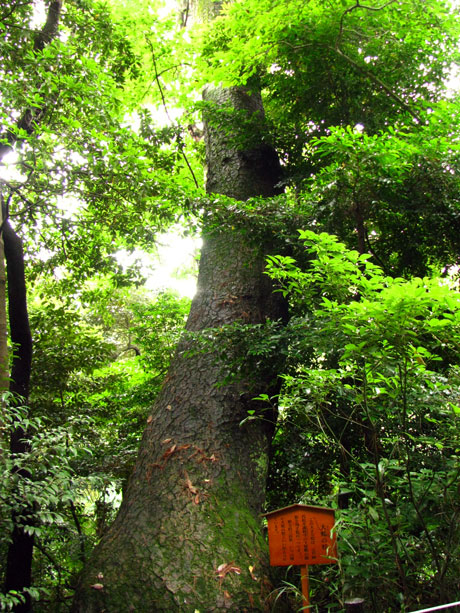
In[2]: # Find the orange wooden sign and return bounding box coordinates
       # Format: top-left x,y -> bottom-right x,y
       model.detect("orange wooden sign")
264,504 -> 337,567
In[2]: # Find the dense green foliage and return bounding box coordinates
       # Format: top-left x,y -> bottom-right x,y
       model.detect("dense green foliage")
0,0 -> 459,610
266,233 -> 460,610
1,282 -> 189,611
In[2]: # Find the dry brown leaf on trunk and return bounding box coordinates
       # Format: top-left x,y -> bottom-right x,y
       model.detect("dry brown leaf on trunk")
161,444 -> 177,461
184,472 -> 198,495
215,562 -> 241,584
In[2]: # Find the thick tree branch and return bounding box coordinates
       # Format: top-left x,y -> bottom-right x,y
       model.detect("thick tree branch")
34,0 -> 63,52
0,0 -> 58,586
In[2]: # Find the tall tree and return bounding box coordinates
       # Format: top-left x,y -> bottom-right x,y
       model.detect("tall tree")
0,0 -> 453,610
0,208 -> 8,393
72,11 -> 288,612
1,4 -> 64,610
71,0 -> 460,610
0,2 -> 175,609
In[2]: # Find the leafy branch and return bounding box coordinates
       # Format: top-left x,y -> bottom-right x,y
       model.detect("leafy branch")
333,0 -> 422,123
332,46 -> 422,124
0,0 -> 63,161
335,0 -> 397,50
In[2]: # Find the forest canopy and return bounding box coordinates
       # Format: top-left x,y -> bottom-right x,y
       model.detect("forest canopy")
0,0 -> 459,611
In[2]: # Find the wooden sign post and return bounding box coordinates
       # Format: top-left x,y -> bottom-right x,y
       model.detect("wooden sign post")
263,504 -> 337,611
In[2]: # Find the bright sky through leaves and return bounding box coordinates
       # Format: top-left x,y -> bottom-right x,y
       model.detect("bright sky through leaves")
116,230 -> 201,299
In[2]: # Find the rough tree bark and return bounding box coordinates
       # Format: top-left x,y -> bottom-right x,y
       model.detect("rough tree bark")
72,86 -> 287,611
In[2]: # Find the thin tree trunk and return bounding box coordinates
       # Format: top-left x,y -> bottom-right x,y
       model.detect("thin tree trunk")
0,5 -> 63,610
72,86 -> 287,612
0,204 -> 9,500
3,220 -> 33,613
0,205 -> 9,393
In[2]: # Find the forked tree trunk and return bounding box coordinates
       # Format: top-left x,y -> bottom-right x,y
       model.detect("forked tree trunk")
72,86 -> 287,612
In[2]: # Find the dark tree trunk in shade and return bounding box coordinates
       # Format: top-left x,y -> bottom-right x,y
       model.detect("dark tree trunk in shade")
1,4 -> 69,610
3,220 -> 33,613
72,87 -> 288,612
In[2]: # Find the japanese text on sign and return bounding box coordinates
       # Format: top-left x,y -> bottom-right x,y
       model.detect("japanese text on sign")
264,504 -> 337,567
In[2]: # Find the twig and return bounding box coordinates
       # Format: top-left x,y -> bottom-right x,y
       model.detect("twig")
332,0 -> 421,122
146,38 -> 200,189
335,0 -> 397,50
399,362 -> 442,577
34,539 -> 63,582
333,46 -> 422,124
276,0 -> 421,124
69,500 -> 86,564
0,181 -> 39,218
0,1 -> 32,24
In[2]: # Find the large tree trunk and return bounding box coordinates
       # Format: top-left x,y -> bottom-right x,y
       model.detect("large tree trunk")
72,85 -> 287,611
